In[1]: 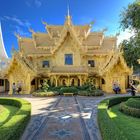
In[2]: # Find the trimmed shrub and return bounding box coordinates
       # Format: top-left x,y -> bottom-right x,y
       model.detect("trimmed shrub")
0,98 -> 31,140
32,91 -> 58,97
60,86 -> 78,95
98,96 -> 140,140
93,89 -> 104,96
108,96 -> 140,108
78,89 -> 104,96
125,98 -> 140,109
119,102 -> 140,118
98,99 -> 126,140
78,90 -> 89,96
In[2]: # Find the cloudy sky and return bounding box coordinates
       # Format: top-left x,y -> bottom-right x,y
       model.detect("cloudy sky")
0,0 -> 135,57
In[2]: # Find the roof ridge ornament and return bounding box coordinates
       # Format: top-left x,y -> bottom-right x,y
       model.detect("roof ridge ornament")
14,32 -> 21,39
42,20 -> 48,26
65,3 -> 72,25
89,20 -> 95,27
29,28 -> 35,34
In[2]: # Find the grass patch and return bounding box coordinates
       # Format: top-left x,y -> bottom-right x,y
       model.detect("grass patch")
0,105 -> 4,113
0,105 -> 18,127
98,96 -> 140,140
0,98 -> 31,140
111,104 -> 140,140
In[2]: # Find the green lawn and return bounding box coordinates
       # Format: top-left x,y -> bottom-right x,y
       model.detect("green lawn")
110,104 -> 140,140
0,105 -> 19,127
98,96 -> 140,140
0,105 -> 3,112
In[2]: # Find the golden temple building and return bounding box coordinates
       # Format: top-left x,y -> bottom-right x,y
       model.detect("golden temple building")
0,13 -> 132,94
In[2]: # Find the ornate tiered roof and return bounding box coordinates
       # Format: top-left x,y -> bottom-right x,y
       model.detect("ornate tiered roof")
16,14 -> 118,57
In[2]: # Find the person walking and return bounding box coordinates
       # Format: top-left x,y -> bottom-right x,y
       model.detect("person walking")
12,83 -> 16,95
17,81 -> 22,94
130,81 -> 137,96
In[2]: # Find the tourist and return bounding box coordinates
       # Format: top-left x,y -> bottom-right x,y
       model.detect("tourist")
113,83 -> 117,94
113,82 -> 120,94
17,81 -> 22,94
12,83 -> 16,95
130,81 -> 137,96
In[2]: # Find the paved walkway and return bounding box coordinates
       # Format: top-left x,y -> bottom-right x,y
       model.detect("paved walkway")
0,94 -> 131,140
19,96 -> 105,140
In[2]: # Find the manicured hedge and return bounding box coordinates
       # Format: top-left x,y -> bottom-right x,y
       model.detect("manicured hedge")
78,89 -> 103,96
119,102 -> 140,118
60,86 -> 78,94
108,96 -> 140,108
98,96 -> 140,140
32,91 -> 58,97
0,98 -> 31,140
125,98 -> 140,109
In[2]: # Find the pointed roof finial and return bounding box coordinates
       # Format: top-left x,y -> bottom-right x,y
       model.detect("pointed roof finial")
67,3 -> 70,17
65,1 -> 72,25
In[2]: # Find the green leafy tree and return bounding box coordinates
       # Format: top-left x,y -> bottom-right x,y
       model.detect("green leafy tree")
120,0 -> 140,72
122,38 -> 140,71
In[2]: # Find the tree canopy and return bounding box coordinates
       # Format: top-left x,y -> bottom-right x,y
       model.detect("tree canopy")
120,0 -> 140,72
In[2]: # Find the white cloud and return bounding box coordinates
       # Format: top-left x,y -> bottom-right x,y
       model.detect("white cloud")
4,16 -> 31,28
3,16 -> 31,37
26,0 -> 42,8
15,26 -> 30,36
117,29 -> 135,45
35,0 -> 42,8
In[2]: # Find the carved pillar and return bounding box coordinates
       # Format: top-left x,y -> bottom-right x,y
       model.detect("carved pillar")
8,75 -> 14,95
67,76 -> 70,86
77,75 -> 82,86
26,74 -> 31,94
53,75 -> 60,87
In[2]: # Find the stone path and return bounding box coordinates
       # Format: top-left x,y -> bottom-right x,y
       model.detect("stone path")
0,94 -> 130,140
20,96 -> 106,140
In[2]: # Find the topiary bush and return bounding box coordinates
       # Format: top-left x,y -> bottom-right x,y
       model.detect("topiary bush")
78,89 -> 104,96
0,98 -> 31,140
98,96 -> 140,140
32,91 -> 58,97
119,98 -> 140,118
119,102 -> 140,118
125,98 -> 140,109
78,90 -> 89,96
60,86 -> 78,95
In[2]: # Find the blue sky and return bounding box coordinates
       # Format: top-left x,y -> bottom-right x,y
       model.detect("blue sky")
0,0 -> 135,57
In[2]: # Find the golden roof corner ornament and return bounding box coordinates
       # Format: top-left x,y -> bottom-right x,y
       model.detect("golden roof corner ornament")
29,28 -> 35,34
102,27 -> 108,33
89,20 -> 95,27
42,20 -> 48,26
11,44 -> 16,55
14,32 -> 21,40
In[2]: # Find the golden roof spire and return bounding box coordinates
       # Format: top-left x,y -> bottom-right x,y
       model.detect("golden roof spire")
65,2 -> 72,25
67,3 -> 70,18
